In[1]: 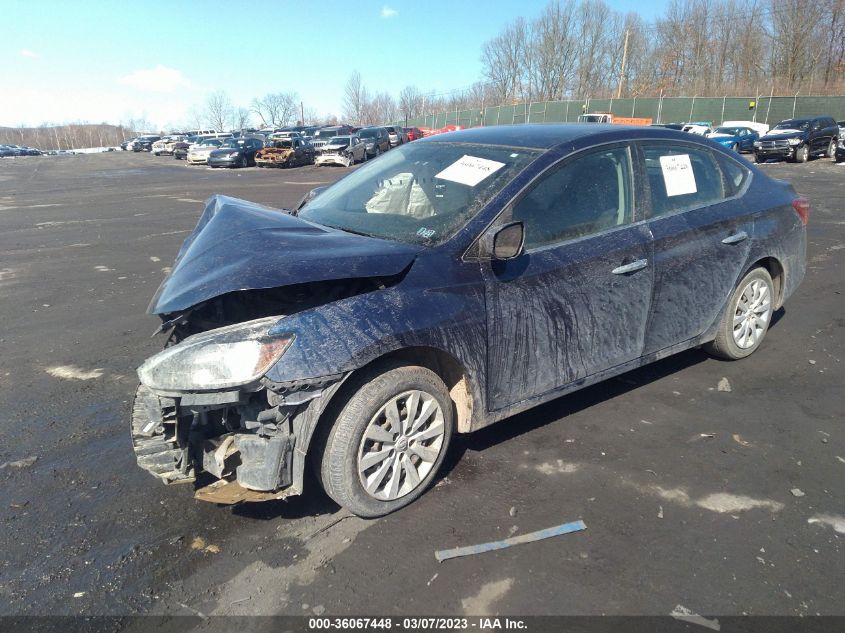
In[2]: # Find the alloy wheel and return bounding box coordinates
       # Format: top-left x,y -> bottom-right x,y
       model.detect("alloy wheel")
732,279 -> 772,349
357,390 -> 446,501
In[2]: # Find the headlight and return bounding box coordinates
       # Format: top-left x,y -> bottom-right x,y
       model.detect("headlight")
227,151 -> 240,158
787,138 -> 802,146
753,141 -> 762,147
137,317 -> 293,391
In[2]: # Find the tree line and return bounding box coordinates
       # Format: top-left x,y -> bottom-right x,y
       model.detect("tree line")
342,0 -> 845,125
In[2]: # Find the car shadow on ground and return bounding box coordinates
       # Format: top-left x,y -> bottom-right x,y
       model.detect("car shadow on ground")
442,306 -> 785,469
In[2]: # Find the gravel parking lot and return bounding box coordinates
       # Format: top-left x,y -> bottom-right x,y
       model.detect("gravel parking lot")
0,152 -> 842,621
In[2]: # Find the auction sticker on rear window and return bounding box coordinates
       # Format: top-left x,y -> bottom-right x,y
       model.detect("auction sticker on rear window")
659,154 -> 697,197
435,155 -> 506,187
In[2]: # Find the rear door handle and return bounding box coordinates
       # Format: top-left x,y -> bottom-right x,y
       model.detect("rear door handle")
612,259 -> 648,275
722,231 -> 748,245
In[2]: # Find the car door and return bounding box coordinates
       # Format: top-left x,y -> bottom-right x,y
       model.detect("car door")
639,142 -> 754,354
481,144 -> 654,411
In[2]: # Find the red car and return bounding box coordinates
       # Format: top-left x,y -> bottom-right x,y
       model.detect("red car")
403,127 -> 423,141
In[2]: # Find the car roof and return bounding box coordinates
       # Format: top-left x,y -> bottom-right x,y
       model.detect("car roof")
417,123 -> 704,151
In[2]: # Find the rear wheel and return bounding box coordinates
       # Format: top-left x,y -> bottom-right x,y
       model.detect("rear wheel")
731,143 -> 738,152
826,139 -> 836,159
705,267 -> 774,360
317,363 -> 454,517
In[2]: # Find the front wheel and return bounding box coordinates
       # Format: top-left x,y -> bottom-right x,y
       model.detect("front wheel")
317,363 -> 454,517
795,144 -> 809,163
705,267 -> 774,360
238,155 -> 248,168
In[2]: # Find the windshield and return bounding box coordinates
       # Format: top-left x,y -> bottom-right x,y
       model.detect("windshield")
316,129 -> 339,138
714,127 -> 741,135
774,119 -> 810,131
199,139 -> 222,147
299,142 -> 540,246
359,129 -> 379,138
221,139 -> 245,148
327,136 -> 350,146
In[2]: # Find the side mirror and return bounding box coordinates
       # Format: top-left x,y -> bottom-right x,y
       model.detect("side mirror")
492,221 -> 525,260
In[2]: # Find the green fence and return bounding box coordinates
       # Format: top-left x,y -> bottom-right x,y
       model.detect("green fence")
399,95 -> 845,129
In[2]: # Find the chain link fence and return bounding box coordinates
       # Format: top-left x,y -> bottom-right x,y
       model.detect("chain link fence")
398,95 -> 845,129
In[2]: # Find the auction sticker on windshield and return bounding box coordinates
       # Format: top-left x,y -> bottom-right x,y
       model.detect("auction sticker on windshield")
659,154 -> 697,197
435,155 -> 506,187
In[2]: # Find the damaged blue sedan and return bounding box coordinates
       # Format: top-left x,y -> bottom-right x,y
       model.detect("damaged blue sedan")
132,124 -> 807,517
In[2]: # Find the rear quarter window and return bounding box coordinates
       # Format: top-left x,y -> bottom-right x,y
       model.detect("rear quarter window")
642,144 -> 734,218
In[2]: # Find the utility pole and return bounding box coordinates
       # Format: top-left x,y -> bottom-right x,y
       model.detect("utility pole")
300,101 -> 305,126
616,29 -> 630,100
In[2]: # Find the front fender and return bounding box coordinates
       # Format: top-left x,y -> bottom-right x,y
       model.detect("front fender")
264,262 -> 488,421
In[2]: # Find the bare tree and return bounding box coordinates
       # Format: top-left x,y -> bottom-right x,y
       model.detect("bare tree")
232,107 -> 252,130
343,71 -> 369,124
251,92 -> 299,127
205,91 -> 233,132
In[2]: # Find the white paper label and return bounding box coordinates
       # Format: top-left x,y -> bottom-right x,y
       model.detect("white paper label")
659,154 -> 697,197
435,155 -> 505,187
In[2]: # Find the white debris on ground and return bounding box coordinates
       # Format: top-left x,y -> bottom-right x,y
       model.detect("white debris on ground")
46,365 -> 103,381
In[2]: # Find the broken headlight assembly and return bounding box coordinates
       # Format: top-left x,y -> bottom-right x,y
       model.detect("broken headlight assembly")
138,317 -> 293,392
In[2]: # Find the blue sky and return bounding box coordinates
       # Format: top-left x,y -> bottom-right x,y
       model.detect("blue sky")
1,0 -> 667,128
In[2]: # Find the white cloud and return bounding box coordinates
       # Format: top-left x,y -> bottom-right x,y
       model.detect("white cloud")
20,49 -> 38,58
117,64 -> 190,93
381,5 -> 398,18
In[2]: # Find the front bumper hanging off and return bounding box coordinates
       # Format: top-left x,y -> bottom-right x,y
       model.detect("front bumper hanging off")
130,376 -> 344,503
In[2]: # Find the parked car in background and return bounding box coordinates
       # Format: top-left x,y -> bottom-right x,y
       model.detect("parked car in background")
255,136 -> 315,167
314,135 -> 367,167
651,123 -> 685,130
0,145 -> 16,157
359,127 -> 390,157
722,120 -> 769,137
152,136 -> 186,156
120,138 -> 137,151
311,126 -> 354,152
133,135 -> 162,152
132,124 -> 807,517
706,126 -> 759,153
207,137 -> 264,168
186,138 -> 226,165
403,127 -> 423,141
172,142 -> 191,160
384,126 -> 406,147
753,116 -> 839,163
682,123 -> 712,135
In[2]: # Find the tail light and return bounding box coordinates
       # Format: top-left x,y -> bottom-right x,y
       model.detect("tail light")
792,197 -> 810,225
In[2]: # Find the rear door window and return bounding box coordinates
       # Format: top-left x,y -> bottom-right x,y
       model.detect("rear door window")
642,144 -> 727,218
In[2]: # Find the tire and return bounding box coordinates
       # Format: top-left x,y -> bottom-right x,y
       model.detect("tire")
375,146 -> 381,157
238,155 -> 248,168
795,144 -> 808,163
704,267 -> 774,361
731,143 -> 738,153
826,139 -> 836,159
753,152 -> 762,163
317,363 -> 454,518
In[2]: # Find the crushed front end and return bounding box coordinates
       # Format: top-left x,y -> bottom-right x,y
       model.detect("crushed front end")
130,319 -> 345,503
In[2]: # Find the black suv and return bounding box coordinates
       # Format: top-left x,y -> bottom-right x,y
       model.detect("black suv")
753,116 -> 838,163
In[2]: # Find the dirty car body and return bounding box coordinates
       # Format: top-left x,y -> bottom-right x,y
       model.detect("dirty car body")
133,124 -> 807,516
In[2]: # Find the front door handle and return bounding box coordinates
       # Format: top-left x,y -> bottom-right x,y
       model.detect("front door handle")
612,259 -> 648,275
722,231 -> 748,245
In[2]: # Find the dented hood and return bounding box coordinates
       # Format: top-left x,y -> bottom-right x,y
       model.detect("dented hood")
148,195 -> 422,315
